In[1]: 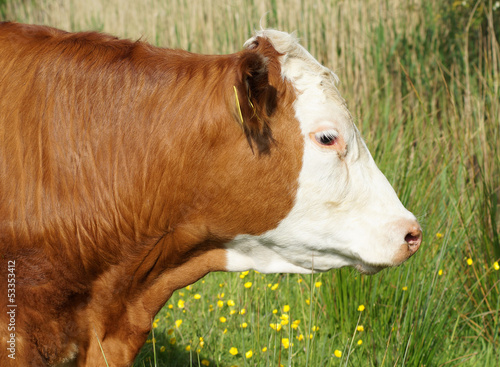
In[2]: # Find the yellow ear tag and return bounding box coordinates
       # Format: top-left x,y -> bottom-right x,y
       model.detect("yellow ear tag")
233,86 -> 244,126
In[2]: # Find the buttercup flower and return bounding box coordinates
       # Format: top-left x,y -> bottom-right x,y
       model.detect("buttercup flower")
229,347 -> 238,356
282,338 -> 290,349
334,350 -> 342,358
245,350 -> 253,358
358,305 -> 365,312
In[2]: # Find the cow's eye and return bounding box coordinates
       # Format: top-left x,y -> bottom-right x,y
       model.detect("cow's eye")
314,130 -> 338,146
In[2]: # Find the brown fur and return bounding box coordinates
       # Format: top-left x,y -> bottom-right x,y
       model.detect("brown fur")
0,22 -> 302,366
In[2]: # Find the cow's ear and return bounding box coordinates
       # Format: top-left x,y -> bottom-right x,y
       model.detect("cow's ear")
234,51 -> 277,155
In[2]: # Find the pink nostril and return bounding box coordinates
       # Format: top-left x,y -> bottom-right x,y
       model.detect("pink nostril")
405,227 -> 422,254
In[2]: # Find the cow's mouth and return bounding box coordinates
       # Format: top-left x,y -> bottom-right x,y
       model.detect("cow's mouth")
354,263 -> 387,275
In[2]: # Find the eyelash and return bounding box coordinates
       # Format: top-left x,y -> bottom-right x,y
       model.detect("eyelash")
314,130 -> 338,146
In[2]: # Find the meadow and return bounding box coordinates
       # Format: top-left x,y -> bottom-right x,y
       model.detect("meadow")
1,0 -> 499,366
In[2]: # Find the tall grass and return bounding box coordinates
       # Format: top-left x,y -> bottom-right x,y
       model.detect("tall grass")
2,0 -> 499,366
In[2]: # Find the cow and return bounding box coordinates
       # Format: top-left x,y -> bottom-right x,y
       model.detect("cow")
0,22 -> 421,366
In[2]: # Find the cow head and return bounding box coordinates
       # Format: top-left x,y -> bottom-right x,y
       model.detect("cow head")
225,30 -> 421,275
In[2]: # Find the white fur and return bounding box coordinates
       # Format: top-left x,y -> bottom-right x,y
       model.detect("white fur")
226,30 -> 418,274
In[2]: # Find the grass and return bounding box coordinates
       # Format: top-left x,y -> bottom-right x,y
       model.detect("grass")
2,0 -> 499,366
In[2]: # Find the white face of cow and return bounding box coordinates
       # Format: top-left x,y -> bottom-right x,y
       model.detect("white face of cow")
225,30 -> 421,275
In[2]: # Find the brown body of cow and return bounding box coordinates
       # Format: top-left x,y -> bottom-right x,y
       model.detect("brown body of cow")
0,22 -> 301,366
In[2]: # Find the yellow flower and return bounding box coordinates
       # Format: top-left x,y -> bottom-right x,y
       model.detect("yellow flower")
270,323 -> 282,331
305,299 -> 310,305
436,233 -> 443,239
280,314 -> 289,321
271,283 -> 279,290
315,281 -> 322,288
358,304 -> 365,312
357,325 -> 364,332
169,337 -> 176,345
218,293 -> 225,299
201,360 -> 209,366
152,322 -> 158,328
297,334 -> 304,341
186,285 -> 192,290
312,325 -> 319,332
230,309 -> 237,315
240,270 -> 249,278
194,294 -> 201,300
185,345 -> 191,351
334,350 -> 342,358
227,300 -> 235,307
209,304 -> 214,311
262,347 -> 268,352
438,269 -> 443,276
357,339 -> 363,345
175,319 -> 182,328
160,346 -> 166,352
245,350 -> 253,359
168,304 -> 173,309
219,283 -> 224,288
244,281 -> 253,288
282,338 -> 290,349
223,328 -> 227,334
229,347 -> 238,356
466,258 -> 473,266
280,319 -> 289,325
240,322 -> 248,328
291,320 -> 300,329
240,308 -> 246,315
297,278 -> 303,283
219,317 -> 227,323
402,286 -> 408,291
494,262 -> 499,271
177,299 -> 185,309
283,305 -> 290,312
272,309 -> 278,314
217,300 -> 224,308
